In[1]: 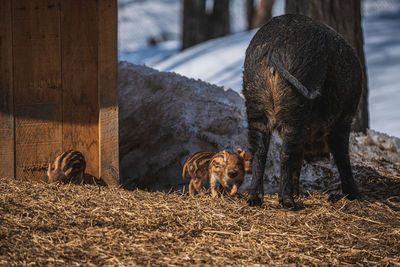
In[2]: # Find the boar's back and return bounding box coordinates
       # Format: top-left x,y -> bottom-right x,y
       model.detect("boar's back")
244,14 -> 358,100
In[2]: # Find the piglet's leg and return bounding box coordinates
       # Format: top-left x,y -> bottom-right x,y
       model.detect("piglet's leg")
193,178 -> 204,195
189,179 -> 195,196
228,184 -> 239,196
210,173 -> 220,198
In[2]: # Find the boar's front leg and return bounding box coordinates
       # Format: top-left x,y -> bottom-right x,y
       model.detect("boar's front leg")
247,126 -> 270,207
328,118 -> 359,200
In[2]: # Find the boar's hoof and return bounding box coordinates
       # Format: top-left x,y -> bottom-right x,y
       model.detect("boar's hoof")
342,184 -> 359,200
279,195 -> 296,209
247,194 -> 263,207
345,190 -> 359,201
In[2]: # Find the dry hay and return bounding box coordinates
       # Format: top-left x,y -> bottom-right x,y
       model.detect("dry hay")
1,168 -> 400,266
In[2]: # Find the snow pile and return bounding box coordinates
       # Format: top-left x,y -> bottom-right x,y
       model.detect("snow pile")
241,129 -> 400,196
239,131 -> 343,195
118,62 -> 248,191
118,63 -> 399,195
351,129 -> 400,164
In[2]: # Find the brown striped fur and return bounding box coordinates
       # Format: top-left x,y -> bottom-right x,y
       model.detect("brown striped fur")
47,150 -> 86,184
237,148 -> 253,173
209,150 -> 246,197
183,149 -> 252,196
182,151 -> 216,196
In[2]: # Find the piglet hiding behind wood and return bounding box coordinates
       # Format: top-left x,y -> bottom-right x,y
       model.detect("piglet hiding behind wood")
47,150 -> 86,184
243,14 -> 362,208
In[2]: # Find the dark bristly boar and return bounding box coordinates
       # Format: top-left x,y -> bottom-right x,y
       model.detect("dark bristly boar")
243,14 -> 362,208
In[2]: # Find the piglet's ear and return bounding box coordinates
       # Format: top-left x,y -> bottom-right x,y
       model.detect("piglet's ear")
237,148 -> 245,159
47,163 -> 51,177
65,167 -> 73,176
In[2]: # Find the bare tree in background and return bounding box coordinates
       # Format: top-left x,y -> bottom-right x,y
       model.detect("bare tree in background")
182,0 -> 230,50
247,0 -> 275,29
182,0 -> 206,50
253,0 -> 276,28
246,0 -> 255,30
209,0 -> 230,39
285,0 -> 369,133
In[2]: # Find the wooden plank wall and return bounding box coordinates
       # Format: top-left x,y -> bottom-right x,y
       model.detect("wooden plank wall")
61,0 -> 99,179
13,0 -> 63,181
99,0 -> 119,186
0,0 -> 14,178
0,0 -> 119,184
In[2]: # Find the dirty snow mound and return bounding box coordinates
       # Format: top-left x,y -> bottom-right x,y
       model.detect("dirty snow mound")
118,62 -> 248,191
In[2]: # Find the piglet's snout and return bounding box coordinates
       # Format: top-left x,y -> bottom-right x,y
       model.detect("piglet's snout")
228,170 -> 238,178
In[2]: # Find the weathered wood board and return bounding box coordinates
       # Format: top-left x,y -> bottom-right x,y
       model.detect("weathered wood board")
0,0 -> 14,178
98,0 -> 120,186
62,0 -> 99,179
12,0 -> 63,181
0,0 -> 119,185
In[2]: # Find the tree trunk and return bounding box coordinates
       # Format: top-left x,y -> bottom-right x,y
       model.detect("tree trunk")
285,0 -> 368,133
207,0 -> 230,39
182,0 -> 230,50
182,0 -> 206,50
252,0 -> 275,28
246,0 -> 255,30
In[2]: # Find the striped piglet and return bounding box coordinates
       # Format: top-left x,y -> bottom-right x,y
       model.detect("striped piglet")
47,150 -> 86,184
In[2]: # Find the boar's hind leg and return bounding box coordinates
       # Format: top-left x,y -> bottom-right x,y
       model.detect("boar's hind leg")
328,119 -> 358,200
279,127 -> 305,209
247,126 -> 270,207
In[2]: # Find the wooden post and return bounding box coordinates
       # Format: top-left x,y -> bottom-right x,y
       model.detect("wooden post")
12,0 -> 63,181
98,0 -> 119,186
0,0 -> 119,185
0,0 -> 14,178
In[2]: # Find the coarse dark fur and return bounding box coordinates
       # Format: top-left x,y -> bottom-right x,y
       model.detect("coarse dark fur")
243,14 -> 362,208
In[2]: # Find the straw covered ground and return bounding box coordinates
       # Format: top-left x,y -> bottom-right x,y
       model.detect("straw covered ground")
1,161 -> 400,266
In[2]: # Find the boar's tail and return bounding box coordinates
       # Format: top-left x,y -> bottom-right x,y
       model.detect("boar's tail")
270,54 -> 322,100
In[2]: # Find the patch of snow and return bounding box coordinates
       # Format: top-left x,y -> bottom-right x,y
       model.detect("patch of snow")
362,0 -> 400,16
154,30 -> 255,94
118,0 -> 181,52
240,128 -> 400,195
240,130 -> 342,195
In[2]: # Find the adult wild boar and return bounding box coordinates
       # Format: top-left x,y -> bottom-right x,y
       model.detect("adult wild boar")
243,14 -> 362,208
